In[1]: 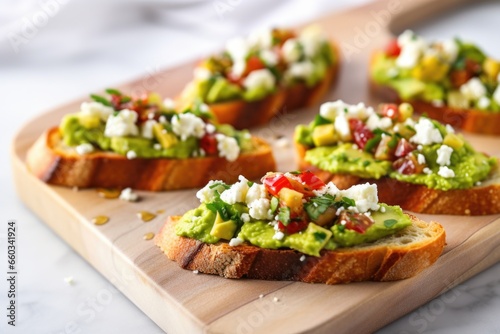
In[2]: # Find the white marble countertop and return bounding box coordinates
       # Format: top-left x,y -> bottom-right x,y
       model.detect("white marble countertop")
1,0 -> 499,333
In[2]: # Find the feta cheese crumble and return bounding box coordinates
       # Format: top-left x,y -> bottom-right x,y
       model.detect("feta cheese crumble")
104,109 -> 139,137
215,134 -> 240,162
282,38 -> 302,63
75,143 -> 94,155
460,77 -> 487,101
248,198 -> 273,220
171,113 -> 205,141
141,119 -> 157,139
477,96 -> 491,110
229,238 -> 244,247
436,145 -> 453,166
245,183 -> 268,205
493,86 -> 500,105
196,180 -> 227,203
220,176 -> 249,204
163,98 -> 176,110
410,118 -> 443,145
339,183 -> 379,213
80,101 -> 114,121
334,114 -> 352,141
441,39 -> 459,63
286,61 -> 314,80
259,49 -> 278,66
64,276 -> 74,285
241,213 -> 250,223
319,100 -> 374,121
396,30 -> 427,69
126,150 -> 137,159
366,114 -> 392,131
225,37 -> 250,62
438,166 -> 455,178
193,67 -> 211,81
243,68 -> 275,92
417,153 -> 426,165
205,123 -> 216,134
119,187 -> 139,202
272,231 -> 285,241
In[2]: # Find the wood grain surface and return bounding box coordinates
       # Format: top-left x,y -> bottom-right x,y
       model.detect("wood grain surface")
11,0 -> 500,333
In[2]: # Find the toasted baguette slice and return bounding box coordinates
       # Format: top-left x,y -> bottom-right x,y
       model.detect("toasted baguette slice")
26,127 -> 276,191
180,42 -> 339,130
369,55 -> 500,136
296,142 -> 500,215
370,79 -> 500,135
156,215 -> 445,284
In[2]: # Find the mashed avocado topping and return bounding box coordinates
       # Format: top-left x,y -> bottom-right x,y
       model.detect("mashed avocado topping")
295,100 -> 496,191
59,89 -> 253,160
182,25 -> 335,104
175,172 -> 411,257
371,30 -> 500,113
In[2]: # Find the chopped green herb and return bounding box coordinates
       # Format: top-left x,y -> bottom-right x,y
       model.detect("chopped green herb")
388,135 -> 398,149
105,88 -> 122,96
341,197 -> 356,208
278,207 -> 291,226
209,182 -> 230,190
373,128 -> 390,136
313,231 -> 327,242
247,181 -> 254,187
384,219 -> 398,228
206,201 -> 230,221
304,194 -> 336,221
270,196 -> 279,213
120,96 -> 132,103
312,114 -> 332,127
364,135 -> 382,152
90,94 -> 112,107
362,160 -> 371,167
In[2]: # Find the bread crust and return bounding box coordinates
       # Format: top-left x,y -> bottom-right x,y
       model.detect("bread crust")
296,142 -> 500,215
369,53 -> 500,135
26,127 -> 276,191
155,215 -> 445,284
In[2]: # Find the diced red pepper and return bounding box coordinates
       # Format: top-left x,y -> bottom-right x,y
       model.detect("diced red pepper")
262,174 -> 293,197
200,133 -> 218,156
244,56 -> 266,75
392,155 -> 424,175
394,138 -> 415,158
339,211 -> 374,234
297,171 -> 325,190
385,39 -> 401,57
379,103 -> 400,120
449,69 -> 470,88
349,119 -> 374,150
277,220 -> 308,234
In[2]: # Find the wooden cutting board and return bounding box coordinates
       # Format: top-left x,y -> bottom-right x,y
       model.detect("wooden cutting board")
12,0 -> 500,333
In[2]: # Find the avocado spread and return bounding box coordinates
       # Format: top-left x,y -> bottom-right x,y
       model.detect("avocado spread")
371,30 -> 500,113
60,89 -> 253,160
295,100 -> 496,191
182,25 -> 335,104
175,172 -> 411,257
